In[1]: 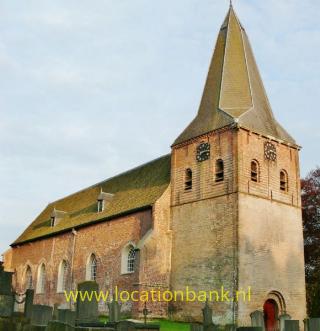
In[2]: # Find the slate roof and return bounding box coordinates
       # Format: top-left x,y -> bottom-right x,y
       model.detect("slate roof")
12,154 -> 171,246
173,6 -> 296,146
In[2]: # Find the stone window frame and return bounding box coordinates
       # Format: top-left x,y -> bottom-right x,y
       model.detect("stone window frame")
86,254 -> 97,282
251,159 -> 260,183
36,263 -> 46,294
121,242 -> 136,275
57,260 -> 69,293
184,168 -> 193,191
280,169 -> 289,192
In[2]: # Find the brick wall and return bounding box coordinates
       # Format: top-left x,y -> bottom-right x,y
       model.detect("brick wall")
237,129 -> 301,207
11,210 -> 153,314
137,186 -> 172,317
237,128 -> 306,326
170,126 -> 306,325
170,129 -> 238,324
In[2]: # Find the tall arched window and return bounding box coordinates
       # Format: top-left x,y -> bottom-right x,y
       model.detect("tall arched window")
121,244 -> 136,274
25,266 -> 33,290
127,247 -> 136,273
57,260 -> 68,293
86,254 -> 97,281
251,160 -> 259,182
185,168 -> 192,190
280,170 -> 288,192
36,264 -> 46,294
215,159 -> 224,182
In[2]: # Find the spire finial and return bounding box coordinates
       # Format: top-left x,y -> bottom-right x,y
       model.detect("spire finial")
230,0 -> 233,7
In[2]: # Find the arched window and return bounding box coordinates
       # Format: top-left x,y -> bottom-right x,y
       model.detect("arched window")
25,266 -> 33,290
280,170 -> 288,192
36,264 -> 46,294
57,260 -> 68,293
86,254 -> 97,281
185,168 -> 192,190
215,159 -> 224,182
251,160 -> 259,182
127,247 -> 136,273
121,244 -> 136,274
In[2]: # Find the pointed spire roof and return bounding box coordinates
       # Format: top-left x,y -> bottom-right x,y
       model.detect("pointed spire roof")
173,6 -> 295,146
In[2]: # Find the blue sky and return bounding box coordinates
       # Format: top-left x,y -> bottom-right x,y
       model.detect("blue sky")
0,0 -> 319,255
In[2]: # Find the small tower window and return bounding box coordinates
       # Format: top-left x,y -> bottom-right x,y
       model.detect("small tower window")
215,159 -> 224,182
185,168 -> 193,191
97,200 -> 104,213
251,160 -> 259,182
280,170 -> 288,192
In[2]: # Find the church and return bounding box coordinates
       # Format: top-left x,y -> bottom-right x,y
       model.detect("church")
3,4 -> 306,329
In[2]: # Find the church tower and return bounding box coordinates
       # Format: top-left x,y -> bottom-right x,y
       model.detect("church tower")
170,5 -> 306,327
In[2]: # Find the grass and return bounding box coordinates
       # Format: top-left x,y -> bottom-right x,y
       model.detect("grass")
98,316 -> 190,331
153,319 -> 190,331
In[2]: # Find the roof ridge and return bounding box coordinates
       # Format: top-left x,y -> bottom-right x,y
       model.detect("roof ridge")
51,153 -> 171,205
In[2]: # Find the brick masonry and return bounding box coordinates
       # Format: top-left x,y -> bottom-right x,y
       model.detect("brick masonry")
169,127 -> 306,325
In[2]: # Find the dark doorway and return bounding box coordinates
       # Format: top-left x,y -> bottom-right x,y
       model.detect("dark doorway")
263,299 -> 279,331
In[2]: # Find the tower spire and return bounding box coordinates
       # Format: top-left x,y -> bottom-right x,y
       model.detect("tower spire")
173,5 -> 295,146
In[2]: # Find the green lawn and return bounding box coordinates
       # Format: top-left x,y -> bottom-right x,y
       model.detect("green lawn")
153,319 -> 190,331
99,316 -> 190,330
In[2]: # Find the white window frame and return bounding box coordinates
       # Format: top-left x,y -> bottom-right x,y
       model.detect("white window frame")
86,254 -> 97,281
121,243 -> 136,274
36,263 -> 46,294
57,260 -> 68,293
25,266 -> 33,290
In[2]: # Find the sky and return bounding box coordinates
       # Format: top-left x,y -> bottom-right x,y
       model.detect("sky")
0,0 -> 319,255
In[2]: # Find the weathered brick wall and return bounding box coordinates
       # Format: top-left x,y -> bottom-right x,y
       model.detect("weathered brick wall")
171,128 -> 237,206
10,210 -> 153,313
137,186 -> 172,317
237,129 -> 301,207
170,129 -> 238,324
237,128 -> 306,326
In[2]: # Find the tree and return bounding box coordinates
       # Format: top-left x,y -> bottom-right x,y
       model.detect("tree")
302,167 -> 320,317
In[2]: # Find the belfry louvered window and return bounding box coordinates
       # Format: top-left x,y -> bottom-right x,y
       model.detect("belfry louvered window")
215,159 -> 224,182
185,169 -> 193,191
280,170 -> 288,192
251,160 -> 259,182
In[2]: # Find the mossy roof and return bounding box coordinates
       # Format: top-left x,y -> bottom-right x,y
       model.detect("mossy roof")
12,154 -> 171,246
